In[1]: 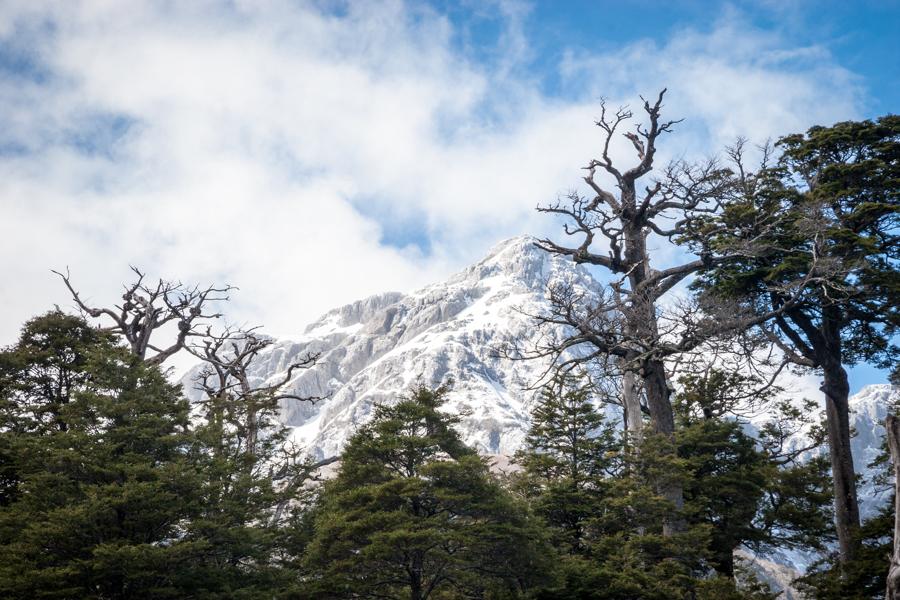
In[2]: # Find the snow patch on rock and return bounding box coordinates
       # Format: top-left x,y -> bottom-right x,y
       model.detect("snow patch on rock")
183,236 -> 605,459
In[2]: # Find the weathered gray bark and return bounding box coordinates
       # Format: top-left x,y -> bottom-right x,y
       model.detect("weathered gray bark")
621,363 -> 643,443
823,360 -> 860,565
884,414 -> 900,599
618,316 -> 645,446
621,218 -> 677,440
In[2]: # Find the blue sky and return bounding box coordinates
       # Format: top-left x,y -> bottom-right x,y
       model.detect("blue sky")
439,0 -> 899,117
0,0 -> 895,391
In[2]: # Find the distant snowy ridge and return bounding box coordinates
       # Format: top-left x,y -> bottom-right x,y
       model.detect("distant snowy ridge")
184,236 -> 604,459
846,383 -> 897,516
181,237 -> 896,478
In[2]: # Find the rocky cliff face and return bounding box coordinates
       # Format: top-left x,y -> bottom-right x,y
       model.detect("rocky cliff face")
183,236 -> 603,460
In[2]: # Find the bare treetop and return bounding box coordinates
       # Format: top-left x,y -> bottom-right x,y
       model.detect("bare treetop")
527,90 -> 798,534
187,324 -> 325,503
536,90 -> 732,297
530,92 -> 814,373
53,265 -> 234,366
187,324 -> 323,406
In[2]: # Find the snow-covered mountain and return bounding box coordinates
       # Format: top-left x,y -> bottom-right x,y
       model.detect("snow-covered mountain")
183,236 -> 603,460
182,235 -> 895,476
848,383 -> 896,515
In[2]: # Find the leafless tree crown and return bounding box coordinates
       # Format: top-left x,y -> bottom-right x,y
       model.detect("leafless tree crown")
53,266 -> 233,366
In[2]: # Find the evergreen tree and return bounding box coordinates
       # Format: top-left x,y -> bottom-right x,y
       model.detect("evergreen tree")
516,373 -> 744,598
0,311 -> 305,598
302,383 -> 551,599
694,115 -> 900,563
797,503 -> 893,599
678,416 -> 768,576
676,370 -> 837,578
0,310 -> 108,434
518,370 -> 836,599
513,373 -> 619,554
0,311 -> 205,598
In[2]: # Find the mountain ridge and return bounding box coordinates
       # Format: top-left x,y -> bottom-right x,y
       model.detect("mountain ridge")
182,236 -> 894,472
179,235 -> 896,591
184,236 -> 603,459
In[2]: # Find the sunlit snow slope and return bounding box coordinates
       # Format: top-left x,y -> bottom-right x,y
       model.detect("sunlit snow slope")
183,236 -> 602,459
182,236 -> 895,485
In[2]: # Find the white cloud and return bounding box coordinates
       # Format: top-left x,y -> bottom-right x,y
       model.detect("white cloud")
559,13 -> 862,150
0,1 -> 865,352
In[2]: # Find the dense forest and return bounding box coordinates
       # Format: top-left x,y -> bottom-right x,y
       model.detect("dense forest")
1,94 -> 897,599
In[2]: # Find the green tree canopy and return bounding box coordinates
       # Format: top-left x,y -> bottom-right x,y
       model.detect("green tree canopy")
691,115 -> 899,564
303,383 -> 552,600
0,311 -> 306,599
513,373 -> 619,554
0,311 -> 204,598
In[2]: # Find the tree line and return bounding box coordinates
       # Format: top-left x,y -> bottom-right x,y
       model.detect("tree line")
0,92 -> 897,598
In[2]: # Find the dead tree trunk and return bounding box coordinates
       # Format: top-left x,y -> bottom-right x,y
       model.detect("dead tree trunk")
621,219 -> 677,440
531,90 -> 739,534
621,361 -> 643,443
617,303 -> 644,445
884,414 -> 900,600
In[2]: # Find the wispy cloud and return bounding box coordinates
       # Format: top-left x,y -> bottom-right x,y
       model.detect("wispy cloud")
0,0 -> 864,347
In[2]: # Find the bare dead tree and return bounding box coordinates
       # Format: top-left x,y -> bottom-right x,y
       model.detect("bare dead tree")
525,90 -> 815,534
188,325 -> 328,528
188,325 -> 322,458
534,92 -> 727,443
53,266 -> 233,366
886,414 -> 900,600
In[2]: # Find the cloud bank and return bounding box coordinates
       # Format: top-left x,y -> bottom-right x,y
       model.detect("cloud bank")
0,1 -> 863,349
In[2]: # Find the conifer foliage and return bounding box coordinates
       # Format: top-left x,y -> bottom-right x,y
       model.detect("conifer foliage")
515,371 -> 835,599
0,311 -> 202,597
694,115 -> 900,565
303,383 -> 551,600
513,373 -> 619,554
0,312 -> 308,598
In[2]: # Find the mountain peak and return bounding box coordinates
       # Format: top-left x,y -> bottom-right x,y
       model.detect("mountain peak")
476,235 -> 547,274
181,233 -> 605,458
440,234 -> 595,296
480,235 -> 540,262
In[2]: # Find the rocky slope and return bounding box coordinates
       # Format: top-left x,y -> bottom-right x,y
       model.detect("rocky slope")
183,236 -> 603,460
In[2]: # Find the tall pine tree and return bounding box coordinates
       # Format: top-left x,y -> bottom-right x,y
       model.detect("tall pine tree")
513,373 -> 619,554
303,383 -> 552,600
694,115 -> 899,564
